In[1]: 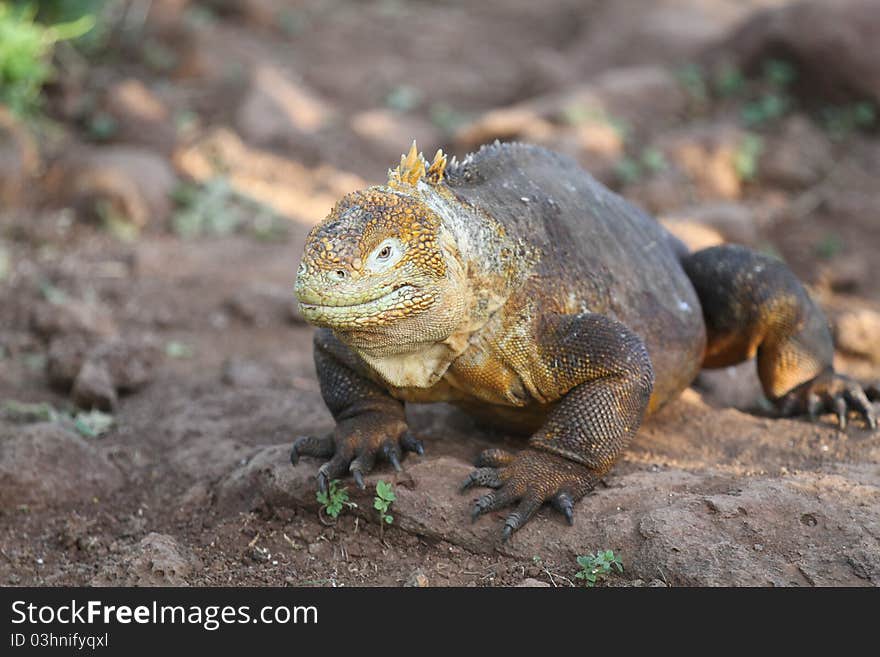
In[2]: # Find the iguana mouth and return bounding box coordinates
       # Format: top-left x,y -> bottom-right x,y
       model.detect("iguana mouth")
298,284 -> 414,311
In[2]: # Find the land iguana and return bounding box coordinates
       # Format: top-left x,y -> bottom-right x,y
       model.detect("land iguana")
292,141 -> 879,540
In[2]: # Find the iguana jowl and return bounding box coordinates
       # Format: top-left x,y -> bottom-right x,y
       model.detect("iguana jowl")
292,141 -> 878,540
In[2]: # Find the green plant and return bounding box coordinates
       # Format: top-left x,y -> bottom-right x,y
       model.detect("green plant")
675,63 -> 708,105
172,178 -> 287,241
385,84 -> 422,112
1,399 -> 114,437
762,58 -> 797,88
1,399 -> 59,423
0,2 -> 94,115
733,133 -> 764,182
814,233 -> 844,260
741,93 -> 790,127
165,341 -> 193,359
72,409 -> 113,438
374,480 -> 396,526
575,550 -> 623,587
316,479 -> 352,520
820,101 -> 876,140
614,147 -> 666,185
714,62 -> 745,98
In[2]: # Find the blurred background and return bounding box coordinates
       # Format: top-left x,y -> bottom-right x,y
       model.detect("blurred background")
1,0 -> 879,587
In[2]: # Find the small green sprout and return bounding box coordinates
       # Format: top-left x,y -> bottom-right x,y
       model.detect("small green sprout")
675,63 -> 708,105
733,133 -> 764,182
165,341 -> 193,359
316,479 -> 352,519
575,550 -> 623,587
714,63 -> 745,98
374,480 -> 396,525
762,59 -> 797,88
72,409 -> 114,438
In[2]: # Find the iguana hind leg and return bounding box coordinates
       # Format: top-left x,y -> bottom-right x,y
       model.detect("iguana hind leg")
682,244 -> 877,429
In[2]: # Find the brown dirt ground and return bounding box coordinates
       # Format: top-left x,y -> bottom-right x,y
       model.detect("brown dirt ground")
1,0 -> 878,587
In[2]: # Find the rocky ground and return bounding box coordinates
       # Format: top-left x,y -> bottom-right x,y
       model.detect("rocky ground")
1,0 -> 879,587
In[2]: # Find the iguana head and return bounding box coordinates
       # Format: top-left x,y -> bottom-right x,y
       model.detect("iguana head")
295,143 -> 468,354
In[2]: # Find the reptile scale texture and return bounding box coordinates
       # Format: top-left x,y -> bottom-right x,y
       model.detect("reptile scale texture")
292,141 -> 879,540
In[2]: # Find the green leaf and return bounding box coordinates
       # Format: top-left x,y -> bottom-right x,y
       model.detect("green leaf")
384,515 -> 393,524
73,410 -> 114,438
376,480 -> 395,501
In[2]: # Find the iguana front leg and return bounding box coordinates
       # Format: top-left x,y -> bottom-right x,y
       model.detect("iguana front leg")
464,313 -> 654,540
290,329 -> 424,491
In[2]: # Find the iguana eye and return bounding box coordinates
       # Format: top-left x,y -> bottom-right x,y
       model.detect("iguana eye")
366,238 -> 403,272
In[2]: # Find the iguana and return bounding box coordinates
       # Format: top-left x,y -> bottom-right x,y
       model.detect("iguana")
292,141 -> 879,540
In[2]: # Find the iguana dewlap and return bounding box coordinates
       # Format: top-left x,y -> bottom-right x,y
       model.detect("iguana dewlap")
292,141 -> 878,540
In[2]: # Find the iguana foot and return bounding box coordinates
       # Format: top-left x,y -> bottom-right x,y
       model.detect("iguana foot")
463,448 -> 595,541
290,413 -> 424,492
777,371 -> 878,431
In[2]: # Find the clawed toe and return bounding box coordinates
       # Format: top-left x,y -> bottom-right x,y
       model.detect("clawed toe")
779,372 -> 878,431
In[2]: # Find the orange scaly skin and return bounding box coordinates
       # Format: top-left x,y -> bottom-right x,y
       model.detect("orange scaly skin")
292,141 -> 879,541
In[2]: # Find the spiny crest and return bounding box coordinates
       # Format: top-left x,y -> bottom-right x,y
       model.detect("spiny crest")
388,140 -> 447,187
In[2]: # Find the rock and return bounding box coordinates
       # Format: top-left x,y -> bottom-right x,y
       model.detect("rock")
405,569 -> 430,587
214,444 -> 315,511
31,300 -> 118,341
221,357 -> 281,388
236,64 -> 331,148
48,334 -> 161,404
174,128 -> 366,225
660,220 -> 725,252
87,336 -> 162,393
516,578 -> 551,587
656,123 -> 748,201
72,359 -> 118,411
91,533 -> 201,586
835,310 -> 880,363
224,283 -> 299,328
661,202 -> 758,246
101,78 -> 175,153
456,66 -> 686,153
693,361 -> 766,412
44,146 -> 177,228
47,334 -> 94,391
0,423 -> 123,507
350,109 -> 442,162
818,253 -> 870,293
722,0 -> 880,105
567,0 -> 770,78
758,116 -> 832,190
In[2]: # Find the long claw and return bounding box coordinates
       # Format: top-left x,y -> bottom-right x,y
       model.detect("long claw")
351,467 -> 365,490
472,490 -> 506,521
290,445 -> 299,466
845,387 -> 877,431
401,431 -> 424,455
807,392 -> 823,422
553,492 -> 575,526
500,496 -> 542,541
833,396 -> 848,430
317,467 -> 329,494
389,451 -> 402,472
